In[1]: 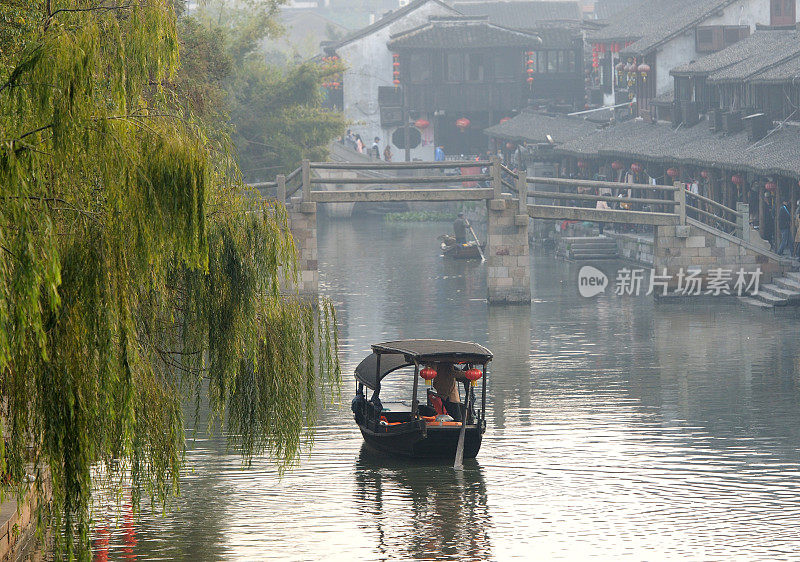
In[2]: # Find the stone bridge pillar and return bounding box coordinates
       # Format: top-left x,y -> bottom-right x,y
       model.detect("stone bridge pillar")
287,196 -> 318,297
486,196 -> 531,304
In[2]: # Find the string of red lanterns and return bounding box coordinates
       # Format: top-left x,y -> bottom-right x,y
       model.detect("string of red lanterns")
525,51 -> 535,85
392,53 -> 400,87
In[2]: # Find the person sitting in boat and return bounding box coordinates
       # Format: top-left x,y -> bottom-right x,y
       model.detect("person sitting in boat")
429,363 -> 462,421
453,213 -> 469,245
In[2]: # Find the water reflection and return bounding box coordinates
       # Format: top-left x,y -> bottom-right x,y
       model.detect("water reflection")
89,217 -> 800,560
355,446 -> 492,562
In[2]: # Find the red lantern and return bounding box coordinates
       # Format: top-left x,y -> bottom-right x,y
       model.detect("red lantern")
456,117 -> 470,131
667,168 -> 679,179
499,117 -> 511,124
506,142 -> 516,150
631,163 -> 642,174
577,160 -> 589,170
420,366 -> 437,386
765,181 -> 777,192
393,79 -> 400,86
414,118 -> 430,129
700,170 -> 709,179
638,63 -> 650,75
527,76 -> 534,84
465,368 -> 482,387
611,161 -> 623,171
731,174 -> 744,186
393,61 -> 400,67
616,62 -> 625,73
393,70 -> 400,77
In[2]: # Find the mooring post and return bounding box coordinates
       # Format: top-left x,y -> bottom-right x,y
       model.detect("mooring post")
301,159 -> 311,202
490,156 -> 502,199
276,174 -> 286,204
736,202 -> 749,241
674,181 -> 686,225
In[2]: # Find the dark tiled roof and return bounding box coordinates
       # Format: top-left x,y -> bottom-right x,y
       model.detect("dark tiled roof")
590,0 -> 641,22
531,27 -> 582,49
387,16 -> 542,49
750,55 -> 800,84
484,110 -> 601,143
592,0 -> 736,55
454,1 -> 582,27
327,0 -> 457,50
556,118 -> 800,179
672,30 -> 800,81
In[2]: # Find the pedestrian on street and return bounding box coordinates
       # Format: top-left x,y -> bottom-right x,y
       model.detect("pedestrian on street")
383,144 -> 392,162
777,199 -> 792,255
435,146 -> 445,161
371,137 -> 381,159
355,134 -> 364,153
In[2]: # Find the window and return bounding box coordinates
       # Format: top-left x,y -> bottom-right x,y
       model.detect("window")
547,51 -> 558,73
771,0 -> 796,25
445,53 -> 464,82
537,51 -> 547,73
408,52 -> 431,84
467,53 -> 485,82
494,53 -> 517,81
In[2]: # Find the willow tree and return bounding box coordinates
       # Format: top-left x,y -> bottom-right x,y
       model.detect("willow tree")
0,1 -> 339,558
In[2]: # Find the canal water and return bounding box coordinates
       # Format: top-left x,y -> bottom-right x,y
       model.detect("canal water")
93,217 -> 800,560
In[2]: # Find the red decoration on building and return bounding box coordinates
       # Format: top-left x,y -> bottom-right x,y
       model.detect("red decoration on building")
611,161 -> 623,171
731,174 -> 744,185
506,142 -> 516,150
456,117 -> 470,131
414,118 -> 430,129
700,170 -> 710,179
631,163 -> 642,174
577,160 -> 589,169
667,168 -> 679,179
500,117 -> 511,124
765,181 -> 777,192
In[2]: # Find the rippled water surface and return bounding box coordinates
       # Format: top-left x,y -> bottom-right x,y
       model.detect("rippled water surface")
94,218 -> 800,560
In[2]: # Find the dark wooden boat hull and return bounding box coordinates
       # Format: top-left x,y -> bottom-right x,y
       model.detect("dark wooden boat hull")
441,243 -> 484,260
359,423 -> 483,459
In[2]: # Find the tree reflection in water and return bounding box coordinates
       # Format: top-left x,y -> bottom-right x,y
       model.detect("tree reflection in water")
354,445 -> 492,561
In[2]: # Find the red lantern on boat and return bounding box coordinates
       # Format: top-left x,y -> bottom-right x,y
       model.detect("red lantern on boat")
465,368 -> 483,387
731,174 -> 744,186
414,118 -> 430,129
456,117 -> 470,131
700,170 -> 710,179
420,366 -> 437,386
611,161 -> 623,171
765,181 -> 777,192
666,167 -> 679,179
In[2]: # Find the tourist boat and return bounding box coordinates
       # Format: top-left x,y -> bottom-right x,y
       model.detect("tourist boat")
351,340 -> 492,459
439,235 -> 485,259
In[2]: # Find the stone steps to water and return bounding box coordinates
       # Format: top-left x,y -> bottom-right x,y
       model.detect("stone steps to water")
752,289 -> 789,307
761,284 -> 800,303
738,296 -> 774,309
775,277 -> 800,292
786,271 -> 800,283
562,236 -> 618,260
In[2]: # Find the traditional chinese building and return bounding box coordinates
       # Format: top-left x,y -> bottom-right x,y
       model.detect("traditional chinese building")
587,0 -> 796,115
385,15 -> 542,156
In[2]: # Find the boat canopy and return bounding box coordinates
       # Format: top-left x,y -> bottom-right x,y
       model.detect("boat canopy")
355,340 -> 493,390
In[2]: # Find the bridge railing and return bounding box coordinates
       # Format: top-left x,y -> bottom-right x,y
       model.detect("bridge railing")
251,160 -> 757,233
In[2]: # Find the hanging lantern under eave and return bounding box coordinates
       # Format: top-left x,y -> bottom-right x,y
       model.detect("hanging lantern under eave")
506,141 -> 516,150
456,117 -> 470,131
611,161 -> 623,171
393,79 -> 400,87
765,181 -> 777,192
631,163 -> 642,174
577,160 -> 589,170
667,168 -> 679,179
700,170 -> 710,179
526,76 -> 534,84
414,118 -> 430,129
731,174 -> 744,186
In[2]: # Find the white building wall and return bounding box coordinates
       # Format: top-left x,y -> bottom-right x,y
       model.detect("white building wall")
337,2 -> 456,161
653,0 -> 781,96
